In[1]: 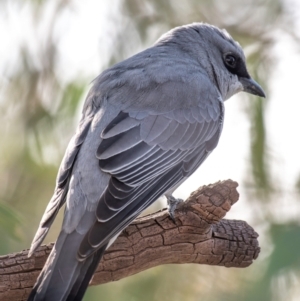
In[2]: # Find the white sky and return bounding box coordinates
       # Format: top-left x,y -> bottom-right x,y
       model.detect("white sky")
1,0 -> 300,224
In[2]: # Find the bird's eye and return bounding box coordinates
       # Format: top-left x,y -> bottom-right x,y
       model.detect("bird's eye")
224,54 -> 236,68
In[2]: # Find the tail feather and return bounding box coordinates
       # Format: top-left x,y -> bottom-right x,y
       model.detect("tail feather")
27,230 -> 106,301
66,247 -> 107,301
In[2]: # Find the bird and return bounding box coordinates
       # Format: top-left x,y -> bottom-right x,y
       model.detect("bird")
27,22 -> 265,301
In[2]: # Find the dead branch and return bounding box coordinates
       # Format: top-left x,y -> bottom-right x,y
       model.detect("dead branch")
0,180 -> 260,301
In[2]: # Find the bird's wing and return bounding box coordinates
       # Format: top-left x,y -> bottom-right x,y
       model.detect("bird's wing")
28,114 -> 94,256
78,97 -> 224,259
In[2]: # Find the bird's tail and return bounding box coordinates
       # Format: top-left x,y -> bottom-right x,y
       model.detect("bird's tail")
27,230 -> 107,301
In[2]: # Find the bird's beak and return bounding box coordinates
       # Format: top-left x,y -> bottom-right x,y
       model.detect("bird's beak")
239,77 -> 266,98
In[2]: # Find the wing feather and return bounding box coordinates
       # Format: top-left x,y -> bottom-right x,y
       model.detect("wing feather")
29,115 -> 93,256
101,116 -> 139,139
159,122 -> 190,150
140,115 -> 172,142
98,142 -> 157,172
183,108 -> 196,123
97,126 -> 142,159
78,163 -> 183,259
168,108 -> 186,123
172,122 -> 198,150
78,103 -> 223,259
149,119 -> 179,145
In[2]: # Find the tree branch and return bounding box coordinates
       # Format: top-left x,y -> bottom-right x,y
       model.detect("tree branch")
0,180 -> 260,301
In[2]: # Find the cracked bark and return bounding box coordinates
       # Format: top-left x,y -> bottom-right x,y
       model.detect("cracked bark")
0,180 -> 260,301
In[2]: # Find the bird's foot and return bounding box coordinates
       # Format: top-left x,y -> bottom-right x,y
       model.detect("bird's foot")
166,195 -> 183,222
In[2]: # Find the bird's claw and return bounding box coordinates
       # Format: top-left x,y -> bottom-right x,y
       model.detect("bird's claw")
167,195 -> 183,223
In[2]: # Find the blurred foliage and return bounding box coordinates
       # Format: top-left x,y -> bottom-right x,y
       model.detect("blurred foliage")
0,202 -> 22,254
0,0 -> 300,300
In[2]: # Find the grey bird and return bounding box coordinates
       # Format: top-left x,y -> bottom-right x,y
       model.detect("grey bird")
27,23 -> 265,301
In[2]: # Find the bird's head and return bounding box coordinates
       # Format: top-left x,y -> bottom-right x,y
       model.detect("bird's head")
158,23 -> 266,101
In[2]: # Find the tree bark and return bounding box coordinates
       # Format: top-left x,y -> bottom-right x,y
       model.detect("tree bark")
0,180 -> 260,301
